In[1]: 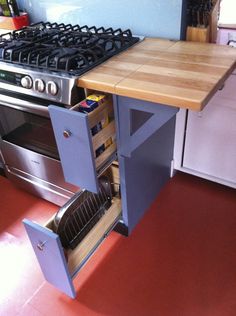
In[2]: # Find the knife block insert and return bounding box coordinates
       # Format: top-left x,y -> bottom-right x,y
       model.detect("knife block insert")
186,26 -> 210,43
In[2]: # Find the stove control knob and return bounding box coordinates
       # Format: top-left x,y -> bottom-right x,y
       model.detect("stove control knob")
21,76 -> 33,89
47,81 -> 58,96
34,79 -> 45,93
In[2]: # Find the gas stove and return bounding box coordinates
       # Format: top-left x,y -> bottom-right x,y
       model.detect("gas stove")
0,22 -> 140,105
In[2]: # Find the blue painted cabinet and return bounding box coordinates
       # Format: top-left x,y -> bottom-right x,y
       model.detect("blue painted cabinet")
114,96 -> 179,233
49,98 -> 117,193
23,198 -> 121,298
23,219 -> 76,298
23,92 -> 179,297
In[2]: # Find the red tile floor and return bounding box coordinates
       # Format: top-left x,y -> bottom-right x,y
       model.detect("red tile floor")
1,172 -> 236,316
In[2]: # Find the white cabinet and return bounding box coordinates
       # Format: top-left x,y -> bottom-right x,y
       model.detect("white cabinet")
174,74 -> 236,188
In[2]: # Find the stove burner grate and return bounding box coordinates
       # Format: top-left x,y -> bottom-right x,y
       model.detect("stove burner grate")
0,22 -> 139,75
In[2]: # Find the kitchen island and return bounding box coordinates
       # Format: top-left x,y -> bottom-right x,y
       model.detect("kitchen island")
78,38 -> 236,111
24,38 -> 236,298
71,37 -> 236,231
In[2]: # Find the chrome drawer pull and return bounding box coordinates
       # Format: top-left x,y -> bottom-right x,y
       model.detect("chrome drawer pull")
37,240 -> 47,251
63,130 -> 71,138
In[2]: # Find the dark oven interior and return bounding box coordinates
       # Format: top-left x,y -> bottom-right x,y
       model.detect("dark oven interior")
1,107 -> 59,159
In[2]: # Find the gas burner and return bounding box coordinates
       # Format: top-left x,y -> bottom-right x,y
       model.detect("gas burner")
0,21 -> 139,75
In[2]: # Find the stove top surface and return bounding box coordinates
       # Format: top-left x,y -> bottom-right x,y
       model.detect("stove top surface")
0,22 -> 140,76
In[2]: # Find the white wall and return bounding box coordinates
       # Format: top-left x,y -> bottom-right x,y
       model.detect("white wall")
219,0 -> 236,26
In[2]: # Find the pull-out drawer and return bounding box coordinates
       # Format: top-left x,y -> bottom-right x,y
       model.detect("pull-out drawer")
49,94 -> 117,193
23,195 -> 121,298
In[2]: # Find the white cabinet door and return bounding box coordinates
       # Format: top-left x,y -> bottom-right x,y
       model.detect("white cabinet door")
183,75 -> 236,184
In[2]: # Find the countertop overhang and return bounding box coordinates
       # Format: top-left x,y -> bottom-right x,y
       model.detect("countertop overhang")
77,38 -> 236,111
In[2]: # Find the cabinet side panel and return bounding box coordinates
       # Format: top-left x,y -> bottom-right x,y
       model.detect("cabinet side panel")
119,116 -> 176,233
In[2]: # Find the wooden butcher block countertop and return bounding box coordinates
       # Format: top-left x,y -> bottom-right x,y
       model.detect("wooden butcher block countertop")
78,38 -> 236,111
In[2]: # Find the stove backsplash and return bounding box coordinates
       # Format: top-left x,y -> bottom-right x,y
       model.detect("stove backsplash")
16,0 -> 184,40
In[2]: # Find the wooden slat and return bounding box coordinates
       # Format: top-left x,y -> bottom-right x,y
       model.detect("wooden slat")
110,164 -> 120,184
78,55 -> 144,93
112,160 -> 119,166
92,120 -> 116,150
95,142 -> 117,169
131,65 -> 218,90
67,197 -> 121,275
168,41 -> 236,59
77,38 -> 174,91
71,95 -> 116,170
78,38 -> 236,111
88,101 -> 113,129
116,77 -> 208,110
151,51 -> 234,68
147,58 -> 226,76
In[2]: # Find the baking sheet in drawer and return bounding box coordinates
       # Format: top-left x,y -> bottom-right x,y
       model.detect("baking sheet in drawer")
23,197 -> 121,298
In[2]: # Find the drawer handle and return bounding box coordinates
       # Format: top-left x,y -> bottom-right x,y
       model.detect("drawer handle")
37,240 -> 47,251
63,130 -> 71,138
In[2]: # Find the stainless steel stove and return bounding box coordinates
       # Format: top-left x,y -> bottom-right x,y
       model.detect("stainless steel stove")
0,22 -> 139,205
0,22 -> 139,104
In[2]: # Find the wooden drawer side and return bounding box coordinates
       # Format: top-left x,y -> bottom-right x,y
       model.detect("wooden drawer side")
67,197 -> 121,275
72,95 -> 117,170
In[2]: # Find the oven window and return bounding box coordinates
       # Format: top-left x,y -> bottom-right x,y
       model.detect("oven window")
0,106 -> 59,160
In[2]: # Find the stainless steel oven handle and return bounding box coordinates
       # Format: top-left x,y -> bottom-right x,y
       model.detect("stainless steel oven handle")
0,93 -> 49,117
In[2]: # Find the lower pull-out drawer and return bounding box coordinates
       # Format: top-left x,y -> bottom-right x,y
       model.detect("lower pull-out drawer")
23,196 -> 121,298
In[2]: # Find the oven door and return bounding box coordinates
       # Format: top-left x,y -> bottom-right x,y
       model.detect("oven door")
0,91 -> 79,205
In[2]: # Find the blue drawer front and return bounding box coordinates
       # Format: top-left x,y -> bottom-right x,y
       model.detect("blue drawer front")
23,219 -> 76,298
49,105 -> 99,193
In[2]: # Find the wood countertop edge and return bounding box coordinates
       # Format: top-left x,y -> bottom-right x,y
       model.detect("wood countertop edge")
114,85 -> 203,111
77,38 -> 236,112
78,79 -> 117,94
200,61 -> 236,110
78,62 -> 236,111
